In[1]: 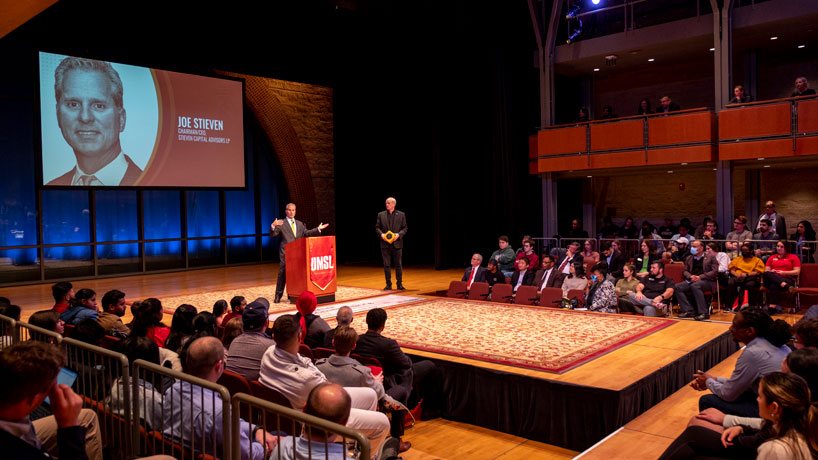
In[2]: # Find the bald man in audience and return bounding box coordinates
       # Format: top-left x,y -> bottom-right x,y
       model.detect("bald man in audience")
324,306 -> 354,348
259,315 -> 392,455
271,383 -> 353,459
163,337 -> 275,460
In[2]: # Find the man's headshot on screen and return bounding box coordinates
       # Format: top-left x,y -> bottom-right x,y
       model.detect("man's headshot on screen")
47,57 -> 143,186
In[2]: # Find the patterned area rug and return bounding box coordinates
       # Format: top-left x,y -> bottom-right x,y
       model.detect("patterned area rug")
151,285 -> 392,315
331,299 -> 675,373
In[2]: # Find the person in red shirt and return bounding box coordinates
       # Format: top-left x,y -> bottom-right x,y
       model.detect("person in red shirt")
222,295 -> 246,324
131,298 -> 170,347
50,282 -> 74,314
515,239 -> 539,272
763,240 -> 802,314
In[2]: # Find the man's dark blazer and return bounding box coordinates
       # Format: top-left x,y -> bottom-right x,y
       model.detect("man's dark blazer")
46,154 -> 143,186
534,268 -> 564,289
270,218 -> 321,257
655,103 -> 681,114
375,210 -> 407,249
683,253 -> 719,282
555,252 -> 584,272
354,330 -> 413,402
461,266 -> 487,284
509,269 -> 535,291
605,250 -> 626,278
0,424 -> 89,460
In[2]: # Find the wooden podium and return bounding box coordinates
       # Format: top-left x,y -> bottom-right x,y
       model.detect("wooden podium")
284,236 -> 337,304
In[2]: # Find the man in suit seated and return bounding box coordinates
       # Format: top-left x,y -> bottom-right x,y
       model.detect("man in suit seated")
355,309 -> 442,430
47,57 -> 143,186
600,242 -> 625,280
461,253 -> 487,290
534,254 -> 564,291
323,306 -> 353,348
655,95 -> 680,114
555,241 -> 584,276
510,258 -> 534,293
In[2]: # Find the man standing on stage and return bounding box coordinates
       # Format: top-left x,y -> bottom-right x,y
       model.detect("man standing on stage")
270,203 -> 329,303
376,197 -> 407,290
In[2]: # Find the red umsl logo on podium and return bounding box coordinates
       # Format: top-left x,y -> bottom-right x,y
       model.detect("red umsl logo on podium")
308,238 -> 335,291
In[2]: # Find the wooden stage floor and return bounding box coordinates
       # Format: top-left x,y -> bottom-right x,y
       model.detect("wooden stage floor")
0,263 -> 740,459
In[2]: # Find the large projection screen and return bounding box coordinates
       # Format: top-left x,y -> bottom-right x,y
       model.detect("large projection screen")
39,52 -> 245,188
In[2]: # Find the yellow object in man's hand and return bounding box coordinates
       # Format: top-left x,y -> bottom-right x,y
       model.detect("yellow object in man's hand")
383,231 -> 396,244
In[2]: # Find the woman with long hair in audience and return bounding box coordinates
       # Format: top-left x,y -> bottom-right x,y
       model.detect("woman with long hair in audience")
581,239 -> 600,265
163,304 -> 197,353
763,240 -> 801,314
615,264 -> 640,314
637,98 -> 652,115
634,240 -> 658,279
562,260 -> 589,299
26,310 -> 64,342
212,299 -> 228,327
790,221 -> 816,263
131,298 -> 170,347
221,316 -> 244,350
60,288 -> 99,325
658,369 -> 818,460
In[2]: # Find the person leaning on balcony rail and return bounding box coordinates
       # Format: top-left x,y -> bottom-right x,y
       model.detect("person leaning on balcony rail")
655,95 -> 680,114
790,220 -> 816,264
726,215 -> 754,259
636,98 -> 652,115
729,84 -> 754,104
792,76 -> 816,97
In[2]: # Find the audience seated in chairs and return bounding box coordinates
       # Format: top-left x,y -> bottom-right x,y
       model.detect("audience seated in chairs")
490,235 -> 516,278
726,242 -> 765,312
656,95 -> 680,114
675,240 -> 719,321
510,258 -> 535,293
294,291 -> 330,350
707,242 -> 731,287
223,295 -> 247,325
355,308 -> 442,429
484,259 -> 506,287
729,84 -> 754,104
556,241 -> 584,276
462,253 -> 487,290
660,370 -> 817,460
131,299 -> 171,348
690,307 -> 791,418
725,216 -> 753,259
600,242 -> 625,279
616,264 -> 639,314
754,219 -> 779,262
0,341 -> 104,460
110,336 -> 164,430
792,76 -> 816,97
628,261 -> 674,317
565,219 -> 589,239
636,98 -> 652,115
764,240 -> 801,314
96,289 -> 130,338
324,306 -> 354,348
258,314 -> 392,455
561,261 -> 589,299
587,263 -> 617,313
28,310 -> 65,337
581,239 -> 600,266
163,336 -> 276,460
60,288 -> 99,326
316,326 -> 405,443
212,299 -> 228,327
225,300 -> 272,382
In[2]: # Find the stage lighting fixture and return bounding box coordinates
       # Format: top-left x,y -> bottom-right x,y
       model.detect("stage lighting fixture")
566,5 -> 581,19
567,29 -> 582,44
591,0 -> 601,4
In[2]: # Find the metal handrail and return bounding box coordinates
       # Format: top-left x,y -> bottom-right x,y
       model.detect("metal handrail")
16,320 -> 63,344
132,359 -> 232,460
231,392 -> 371,460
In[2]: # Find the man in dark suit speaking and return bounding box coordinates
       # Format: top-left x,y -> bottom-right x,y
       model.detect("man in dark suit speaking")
270,203 -> 329,303
47,57 -> 143,186
375,197 -> 407,290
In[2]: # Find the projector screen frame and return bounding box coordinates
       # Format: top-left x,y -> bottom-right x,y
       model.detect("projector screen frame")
35,49 -> 249,191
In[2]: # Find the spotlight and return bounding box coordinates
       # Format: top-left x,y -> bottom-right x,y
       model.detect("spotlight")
798,45 -> 806,49
648,58 -> 655,62
591,0 -> 601,4
770,36 -> 778,40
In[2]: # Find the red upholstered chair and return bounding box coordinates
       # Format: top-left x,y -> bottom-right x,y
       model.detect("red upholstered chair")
298,344 -> 314,361
447,281 -> 468,298
663,264 -> 684,284
539,287 -> 563,308
796,263 -> 818,309
351,353 -> 383,368
565,289 -> 586,308
217,369 -> 252,398
313,347 -> 335,359
99,335 -> 120,350
514,286 -> 540,306
468,282 -> 490,301
249,381 -> 301,435
63,323 -> 75,338
490,284 -> 514,303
